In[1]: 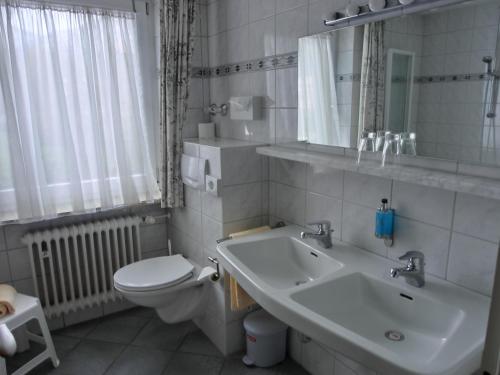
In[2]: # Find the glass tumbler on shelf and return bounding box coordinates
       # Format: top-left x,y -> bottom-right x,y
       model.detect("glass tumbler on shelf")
375,130 -> 390,152
400,132 -> 417,156
382,133 -> 401,166
357,131 -> 377,164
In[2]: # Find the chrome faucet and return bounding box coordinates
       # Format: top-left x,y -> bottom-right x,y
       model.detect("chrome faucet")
390,251 -> 425,288
300,221 -> 333,248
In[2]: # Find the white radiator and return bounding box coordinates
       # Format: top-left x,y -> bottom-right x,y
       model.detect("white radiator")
22,216 -> 142,318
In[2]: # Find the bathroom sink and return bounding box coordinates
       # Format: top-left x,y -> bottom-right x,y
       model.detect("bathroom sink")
217,225 -> 490,375
291,273 -> 465,361
224,236 -> 343,289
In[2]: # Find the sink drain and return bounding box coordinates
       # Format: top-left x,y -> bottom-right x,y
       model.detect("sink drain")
385,330 -> 405,342
295,280 -> 307,286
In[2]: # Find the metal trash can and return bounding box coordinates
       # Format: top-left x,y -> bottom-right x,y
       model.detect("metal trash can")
242,309 -> 288,367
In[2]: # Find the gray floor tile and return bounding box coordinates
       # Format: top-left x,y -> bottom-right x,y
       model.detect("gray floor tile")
123,306 -> 156,319
178,330 -> 223,357
132,319 -> 193,351
52,335 -> 81,358
162,353 -> 224,375
49,339 -> 125,375
104,345 -> 173,375
56,320 -> 99,339
86,315 -> 149,344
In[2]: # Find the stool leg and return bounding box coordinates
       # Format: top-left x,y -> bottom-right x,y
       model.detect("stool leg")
0,356 -> 6,375
34,307 -> 59,368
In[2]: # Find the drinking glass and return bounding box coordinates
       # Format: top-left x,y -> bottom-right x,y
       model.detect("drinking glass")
400,132 -> 417,156
382,133 -> 401,166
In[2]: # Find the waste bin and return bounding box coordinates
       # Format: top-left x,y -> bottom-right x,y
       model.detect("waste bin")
242,309 -> 288,367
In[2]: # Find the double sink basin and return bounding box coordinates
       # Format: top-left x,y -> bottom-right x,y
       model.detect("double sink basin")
216,226 -> 490,375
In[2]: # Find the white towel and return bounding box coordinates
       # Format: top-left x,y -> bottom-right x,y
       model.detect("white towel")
181,154 -> 207,190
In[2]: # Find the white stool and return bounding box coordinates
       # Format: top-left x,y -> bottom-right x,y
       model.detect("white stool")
0,294 -> 59,375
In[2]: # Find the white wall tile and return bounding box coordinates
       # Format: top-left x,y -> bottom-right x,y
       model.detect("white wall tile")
226,0 -> 249,30
343,172 -> 392,209
453,193 -> 500,243
276,67 -> 298,108
208,0 -> 227,36
248,17 -> 276,58
221,147 -> 263,186
270,159 -> 307,189
447,233 -> 498,295
0,253 -> 11,282
341,202 -> 388,257
208,32 -> 227,67
301,340 -> 335,375
389,217 -> 451,278
171,206 -> 203,242
227,25 -> 249,63
275,183 -> 306,226
230,110 -> 276,144
249,0 -> 275,22
184,186 -> 202,211
223,182 -> 263,222
276,7 -> 307,55
202,214 -> 223,251
249,70 -> 276,107
307,165 -> 343,199
276,0 -> 307,14
334,351 -> 377,375
391,182 -> 455,229
201,192 -> 223,221
276,108 -> 298,144
140,222 -> 168,253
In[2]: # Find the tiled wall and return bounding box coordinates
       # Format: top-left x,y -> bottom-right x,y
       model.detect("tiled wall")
201,1 -> 500,374
269,158 -> 499,296
0,203 -> 169,329
268,158 -> 499,375
167,139 -> 268,355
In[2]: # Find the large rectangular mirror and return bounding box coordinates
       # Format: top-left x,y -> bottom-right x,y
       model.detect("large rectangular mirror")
297,0 -> 500,165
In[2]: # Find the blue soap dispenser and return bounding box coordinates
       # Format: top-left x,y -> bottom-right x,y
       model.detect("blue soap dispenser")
375,198 -> 394,247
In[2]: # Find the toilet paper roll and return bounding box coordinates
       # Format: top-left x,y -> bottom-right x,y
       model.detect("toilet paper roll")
198,122 -> 215,139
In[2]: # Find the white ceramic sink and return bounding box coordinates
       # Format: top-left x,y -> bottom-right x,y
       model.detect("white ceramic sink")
291,272 -> 465,362
217,225 -> 490,375
224,236 -> 343,289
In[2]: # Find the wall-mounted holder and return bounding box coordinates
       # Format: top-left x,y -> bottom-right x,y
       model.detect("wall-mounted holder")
207,103 -> 228,116
323,0 -> 471,30
207,257 -> 220,281
375,198 -> 394,247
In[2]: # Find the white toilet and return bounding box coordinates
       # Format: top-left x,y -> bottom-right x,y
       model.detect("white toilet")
113,255 -> 216,323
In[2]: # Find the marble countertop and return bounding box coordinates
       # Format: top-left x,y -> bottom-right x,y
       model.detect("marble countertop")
184,137 -> 266,149
257,145 -> 500,201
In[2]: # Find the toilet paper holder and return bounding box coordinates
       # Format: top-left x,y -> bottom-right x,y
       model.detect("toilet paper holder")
207,257 -> 220,281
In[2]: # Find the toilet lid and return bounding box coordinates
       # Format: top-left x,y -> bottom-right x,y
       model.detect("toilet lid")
114,255 -> 194,292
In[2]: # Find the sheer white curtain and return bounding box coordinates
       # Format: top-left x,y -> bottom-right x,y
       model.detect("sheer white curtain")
0,1 -> 160,222
298,33 -> 344,146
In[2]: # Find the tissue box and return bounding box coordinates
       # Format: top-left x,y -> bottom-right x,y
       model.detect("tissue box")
229,96 -> 262,121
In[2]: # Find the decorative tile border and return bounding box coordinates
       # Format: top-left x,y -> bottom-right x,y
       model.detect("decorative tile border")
416,73 -> 493,84
191,52 -> 298,78
192,52 -> 493,85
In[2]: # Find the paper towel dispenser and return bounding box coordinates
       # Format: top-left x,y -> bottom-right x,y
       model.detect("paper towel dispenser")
229,96 -> 262,121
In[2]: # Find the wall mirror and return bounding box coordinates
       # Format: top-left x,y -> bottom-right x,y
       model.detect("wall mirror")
296,0 -> 500,165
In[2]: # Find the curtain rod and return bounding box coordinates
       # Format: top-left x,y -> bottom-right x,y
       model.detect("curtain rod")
323,0 -> 474,29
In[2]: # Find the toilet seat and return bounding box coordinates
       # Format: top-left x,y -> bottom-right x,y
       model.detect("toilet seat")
114,255 -> 194,292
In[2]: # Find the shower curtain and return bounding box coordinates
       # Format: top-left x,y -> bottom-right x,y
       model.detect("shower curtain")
159,0 -> 196,208
358,21 -> 385,133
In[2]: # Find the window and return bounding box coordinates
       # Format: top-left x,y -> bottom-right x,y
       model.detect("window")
0,1 -> 159,222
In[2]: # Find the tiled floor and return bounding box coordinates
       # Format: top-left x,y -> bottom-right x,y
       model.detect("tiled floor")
6,308 -> 309,375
